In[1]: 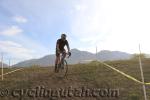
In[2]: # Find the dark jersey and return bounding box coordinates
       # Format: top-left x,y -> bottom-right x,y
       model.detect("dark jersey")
56,39 -> 68,51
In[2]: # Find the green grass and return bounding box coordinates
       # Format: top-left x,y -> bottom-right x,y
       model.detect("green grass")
0,58 -> 150,100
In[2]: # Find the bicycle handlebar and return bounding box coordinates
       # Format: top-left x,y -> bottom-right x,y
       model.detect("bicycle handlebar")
59,52 -> 71,58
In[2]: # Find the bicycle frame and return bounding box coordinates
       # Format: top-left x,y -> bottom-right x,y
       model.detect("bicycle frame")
59,52 -> 66,66
59,52 -> 70,65
55,51 -> 70,77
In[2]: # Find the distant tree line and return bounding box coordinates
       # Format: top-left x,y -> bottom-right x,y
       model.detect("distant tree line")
131,53 -> 146,59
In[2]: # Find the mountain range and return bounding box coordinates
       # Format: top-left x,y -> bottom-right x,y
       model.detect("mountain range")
0,62 -> 8,68
13,49 -> 132,67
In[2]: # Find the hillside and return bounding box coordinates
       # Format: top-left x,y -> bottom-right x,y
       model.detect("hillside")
0,62 -> 8,68
13,49 -> 132,67
0,58 -> 150,100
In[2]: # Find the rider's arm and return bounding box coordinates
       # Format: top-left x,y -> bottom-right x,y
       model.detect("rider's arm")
56,40 -> 60,51
66,40 -> 70,52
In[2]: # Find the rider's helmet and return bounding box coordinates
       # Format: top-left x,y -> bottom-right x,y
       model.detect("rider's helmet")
61,33 -> 67,40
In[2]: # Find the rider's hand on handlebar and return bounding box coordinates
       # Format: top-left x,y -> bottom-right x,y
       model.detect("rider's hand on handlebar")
57,50 -> 61,54
68,51 -> 71,57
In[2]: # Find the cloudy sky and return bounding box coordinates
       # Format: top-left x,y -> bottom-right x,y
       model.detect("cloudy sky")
0,0 -> 150,64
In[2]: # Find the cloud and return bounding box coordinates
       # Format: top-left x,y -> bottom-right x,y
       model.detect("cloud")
101,0 -> 150,53
0,25 -> 23,36
71,0 -> 112,46
13,16 -> 28,23
0,33 -> 50,64
0,41 -> 22,47
0,41 -> 34,60
70,0 -> 150,53
74,4 -> 87,11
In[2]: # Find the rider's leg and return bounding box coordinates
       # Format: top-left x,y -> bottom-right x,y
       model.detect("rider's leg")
61,50 -> 66,69
54,57 -> 57,72
55,51 -> 60,72
62,49 -> 66,60
55,56 -> 60,72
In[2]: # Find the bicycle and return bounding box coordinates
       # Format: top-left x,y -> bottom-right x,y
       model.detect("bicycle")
55,51 -> 71,77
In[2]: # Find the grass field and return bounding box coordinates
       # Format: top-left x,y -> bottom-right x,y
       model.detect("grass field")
0,58 -> 150,100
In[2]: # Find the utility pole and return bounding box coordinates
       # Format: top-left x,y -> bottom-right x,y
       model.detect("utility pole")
138,44 -> 147,100
96,46 -> 97,61
1,52 -> 4,80
9,59 -> 11,68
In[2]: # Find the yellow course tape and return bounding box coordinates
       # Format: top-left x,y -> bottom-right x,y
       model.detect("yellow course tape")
0,68 -> 24,77
99,61 -> 150,85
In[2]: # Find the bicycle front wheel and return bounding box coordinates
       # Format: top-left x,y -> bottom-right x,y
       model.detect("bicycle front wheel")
64,60 -> 68,77
59,60 -> 68,78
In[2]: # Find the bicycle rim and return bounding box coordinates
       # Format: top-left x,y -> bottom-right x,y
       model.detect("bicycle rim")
58,60 -> 68,78
64,60 -> 68,77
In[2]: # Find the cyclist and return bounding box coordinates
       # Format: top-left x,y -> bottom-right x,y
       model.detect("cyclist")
55,33 -> 71,73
